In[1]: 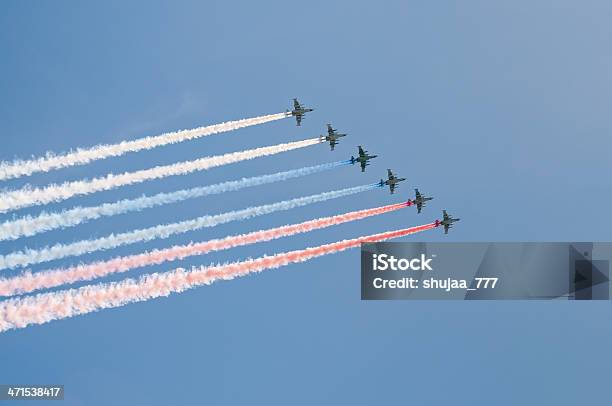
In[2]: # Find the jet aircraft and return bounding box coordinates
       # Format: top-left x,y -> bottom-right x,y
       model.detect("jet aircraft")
378,169 -> 406,194
320,123 -> 346,151
434,210 -> 461,234
287,98 -> 313,126
407,188 -> 433,213
350,146 -> 377,172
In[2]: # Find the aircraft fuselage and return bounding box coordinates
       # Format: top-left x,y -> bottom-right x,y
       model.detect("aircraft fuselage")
292,108 -> 313,116
388,177 -> 406,185
326,134 -> 346,141
351,155 -> 376,164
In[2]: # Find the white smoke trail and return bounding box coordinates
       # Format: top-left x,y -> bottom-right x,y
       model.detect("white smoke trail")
0,137 -> 321,214
0,112 -> 290,181
0,160 -> 351,241
0,184 -> 378,270
0,224 -> 435,332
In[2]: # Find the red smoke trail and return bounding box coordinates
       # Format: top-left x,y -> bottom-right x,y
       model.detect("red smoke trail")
0,223 -> 436,332
202,223 -> 437,283
0,202 -> 409,296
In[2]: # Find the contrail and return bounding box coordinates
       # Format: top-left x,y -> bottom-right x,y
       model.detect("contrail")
0,112 -> 290,181
0,184 -> 379,270
0,223 -> 436,332
0,137 -> 321,214
0,160 -> 351,241
0,202 -> 408,296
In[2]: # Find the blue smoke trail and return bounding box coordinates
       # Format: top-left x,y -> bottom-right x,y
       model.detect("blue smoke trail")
0,183 -> 379,270
0,161 -> 352,241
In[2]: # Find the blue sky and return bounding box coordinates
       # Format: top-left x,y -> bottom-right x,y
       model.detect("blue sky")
1,1 -> 611,404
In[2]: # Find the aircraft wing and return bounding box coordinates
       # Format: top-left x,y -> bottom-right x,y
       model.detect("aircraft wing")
387,169 -> 395,180
443,210 -> 449,221
295,114 -> 302,126
327,124 -> 334,135
415,189 -> 422,199
293,99 -> 300,110
416,201 -> 423,213
358,146 -> 366,157
389,183 -> 396,194
330,139 -> 337,151
360,160 -> 366,172
444,223 -> 450,234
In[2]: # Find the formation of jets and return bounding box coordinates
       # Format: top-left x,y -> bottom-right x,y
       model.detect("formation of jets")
288,99 -> 460,233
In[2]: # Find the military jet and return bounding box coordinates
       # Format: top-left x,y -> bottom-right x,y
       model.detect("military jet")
320,123 -> 346,151
287,98 -> 313,126
407,188 -> 433,213
350,146 -> 377,172
378,169 -> 406,194
434,210 -> 461,234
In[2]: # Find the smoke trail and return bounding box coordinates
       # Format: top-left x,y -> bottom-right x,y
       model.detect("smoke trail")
0,137 -> 321,214
0,112 -> 290,181
0,223 -> 436,332
0,160 -> 351,241
0,184 -> 379,270
0,202 -> 408,296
